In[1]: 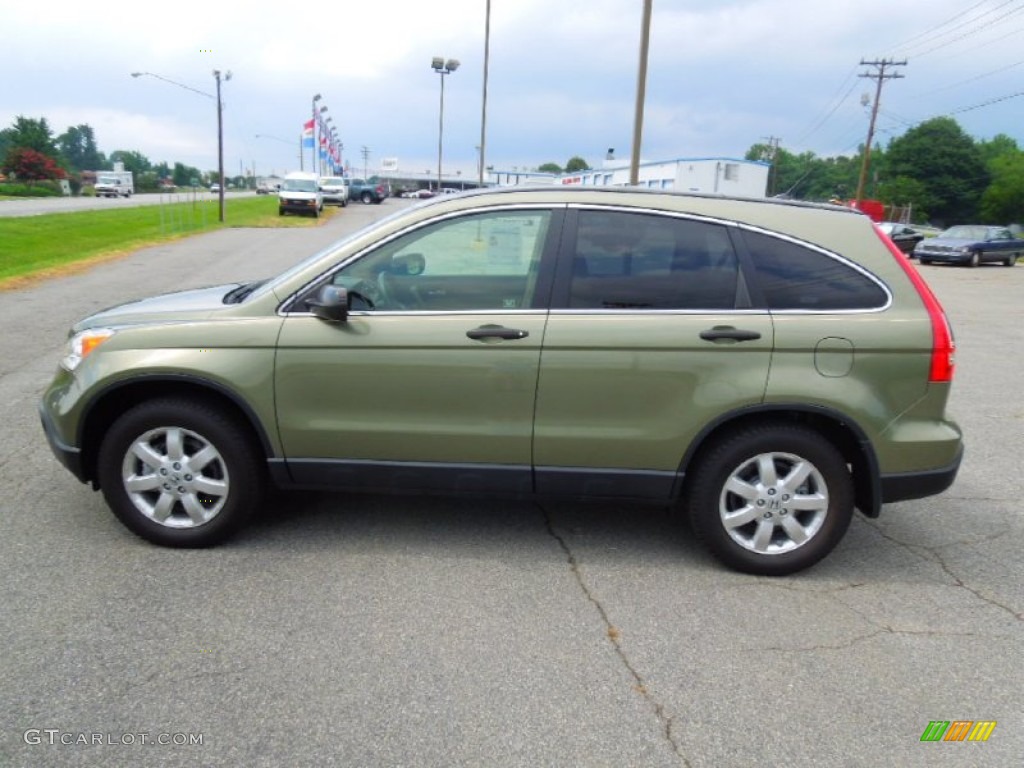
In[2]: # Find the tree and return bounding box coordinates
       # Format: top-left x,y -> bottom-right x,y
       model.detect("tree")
108,149 -> 152,175
980,153 -> 1024,224
171,162 -> 202,188
1,147 -> 67,181
538,162 -> 563,174
565,156 -> 590,173
57,124 -> 105,172
0,116 -> 58,157
977,133 -> 1019,165
885,117 -> 988,225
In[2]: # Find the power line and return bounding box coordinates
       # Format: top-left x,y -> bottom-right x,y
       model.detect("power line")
896,1 -> 1024,59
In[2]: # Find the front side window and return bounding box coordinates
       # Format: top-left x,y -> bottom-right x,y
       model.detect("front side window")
742,230 -> 888,311
330,210 -> 552,311
568,210 -> 740,310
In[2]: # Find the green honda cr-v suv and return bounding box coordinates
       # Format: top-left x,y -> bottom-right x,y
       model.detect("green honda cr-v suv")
40,187 -> 962,575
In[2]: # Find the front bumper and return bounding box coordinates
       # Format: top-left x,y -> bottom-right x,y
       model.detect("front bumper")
39,403 -> 87,483
916,249 -> 968,263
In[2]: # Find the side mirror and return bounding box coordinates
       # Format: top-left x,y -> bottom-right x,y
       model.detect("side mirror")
307,284 -> 349,323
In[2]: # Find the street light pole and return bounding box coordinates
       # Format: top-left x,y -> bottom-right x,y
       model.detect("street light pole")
479,0 -> 491,186
431,57 -> 459,192
212,69 -> 231,222
629,0 -> 653,186
311,94 -> 321,172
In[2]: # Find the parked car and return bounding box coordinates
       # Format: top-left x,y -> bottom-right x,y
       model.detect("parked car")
878,221 -> 925,255
209,183 -> 221,194
39,187 -> 962,575
320,176 -> 349,207
913,225 -> 1020,267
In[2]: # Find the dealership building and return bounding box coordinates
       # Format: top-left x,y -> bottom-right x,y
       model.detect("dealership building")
488,156 -> 770,197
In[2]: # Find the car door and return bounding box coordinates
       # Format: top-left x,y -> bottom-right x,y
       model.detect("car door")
533,207 -> 773,500
275,207 -> 561,494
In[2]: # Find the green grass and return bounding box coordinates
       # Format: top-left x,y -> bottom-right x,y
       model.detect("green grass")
0,194 -> 336,285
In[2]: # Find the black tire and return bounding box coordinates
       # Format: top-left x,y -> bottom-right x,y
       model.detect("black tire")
97,398 -> 263,547
1005,253 -> 1018,267
919,258 -> 931,265
968,251 -> 981,268
278,208 -> 285,216
685,424 -> 854,576
361,192 -> 373,204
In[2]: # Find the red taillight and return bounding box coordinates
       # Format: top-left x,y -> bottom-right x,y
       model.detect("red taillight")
875,226 -> 955,382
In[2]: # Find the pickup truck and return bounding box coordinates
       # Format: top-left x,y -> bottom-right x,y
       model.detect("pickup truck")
347,178 -> 387,205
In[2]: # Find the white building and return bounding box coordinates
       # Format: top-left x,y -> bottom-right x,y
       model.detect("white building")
489,156 -> 770,198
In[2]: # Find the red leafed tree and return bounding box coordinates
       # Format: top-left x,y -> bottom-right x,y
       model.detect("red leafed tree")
1,147 -> 67,181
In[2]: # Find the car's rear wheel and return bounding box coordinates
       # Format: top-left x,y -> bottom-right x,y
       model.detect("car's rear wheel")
1005,253 -> 1018,267
361,192 -> 373,204
685,424 -> 854,575
97,399 -> 262,547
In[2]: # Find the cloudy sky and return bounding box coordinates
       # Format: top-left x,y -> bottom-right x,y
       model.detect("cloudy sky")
2,0 -> 1022,179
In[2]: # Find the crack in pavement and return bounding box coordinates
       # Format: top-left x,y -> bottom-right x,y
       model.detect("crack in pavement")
864,520 -> 1023,621
538,504 -> 691,768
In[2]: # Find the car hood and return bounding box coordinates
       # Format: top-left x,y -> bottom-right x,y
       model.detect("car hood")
72,283 -> 243,331
918,237 -> 974,249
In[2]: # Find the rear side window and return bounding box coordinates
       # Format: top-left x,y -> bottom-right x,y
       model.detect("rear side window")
569,210 -> 740,309
742,230 -> 887,310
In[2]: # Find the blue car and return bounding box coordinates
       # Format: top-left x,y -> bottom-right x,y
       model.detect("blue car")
913,225 -> 1021,267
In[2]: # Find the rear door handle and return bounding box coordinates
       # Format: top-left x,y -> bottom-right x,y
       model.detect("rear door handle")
699,327 -> 762,342
466,325 -> 529,341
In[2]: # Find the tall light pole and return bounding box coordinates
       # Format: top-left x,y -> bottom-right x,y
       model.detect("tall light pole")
629,0 -> 653,186
311,94 -> 322,172
212,69 -> 231,222
479,0 -> 491,186
431,57 -> 459,191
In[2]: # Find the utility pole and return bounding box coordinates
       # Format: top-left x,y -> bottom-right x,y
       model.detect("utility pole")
855,58 -> 906,205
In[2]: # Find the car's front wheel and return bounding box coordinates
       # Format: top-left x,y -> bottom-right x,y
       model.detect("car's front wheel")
968,250 -> 981,267
685,424 -> 854,575
97,399 -> 262,547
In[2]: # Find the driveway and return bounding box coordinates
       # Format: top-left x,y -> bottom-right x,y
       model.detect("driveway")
0,206 -> 1020,767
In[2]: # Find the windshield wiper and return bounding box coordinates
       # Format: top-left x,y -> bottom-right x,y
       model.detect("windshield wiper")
223,280 -> 267,304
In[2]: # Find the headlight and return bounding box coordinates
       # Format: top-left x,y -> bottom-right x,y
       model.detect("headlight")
61,328 -> 115,371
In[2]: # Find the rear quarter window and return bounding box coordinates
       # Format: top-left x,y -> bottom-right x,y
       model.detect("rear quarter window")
741,229 -> 888,310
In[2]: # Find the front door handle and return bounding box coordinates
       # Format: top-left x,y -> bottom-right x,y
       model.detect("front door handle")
466,325 -> 529,341
699,327 -> 762,342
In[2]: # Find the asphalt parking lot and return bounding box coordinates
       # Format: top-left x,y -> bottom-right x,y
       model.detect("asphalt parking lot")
1,201 -> 1021,767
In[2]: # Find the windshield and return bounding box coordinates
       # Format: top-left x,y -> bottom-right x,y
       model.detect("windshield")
250,204 -> 425,302
97,176 -> 118,183
282,179 -> 318,192
941,225 -> 987,240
